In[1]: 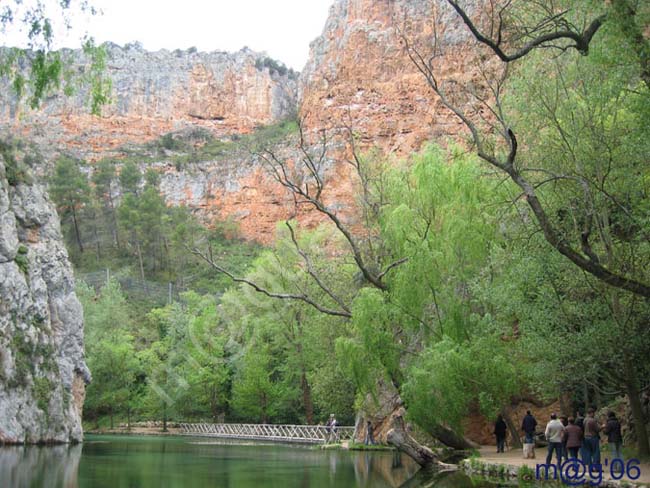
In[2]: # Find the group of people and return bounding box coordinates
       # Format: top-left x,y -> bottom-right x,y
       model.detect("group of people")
494,408 -> 623,468
544,409 -> 623,468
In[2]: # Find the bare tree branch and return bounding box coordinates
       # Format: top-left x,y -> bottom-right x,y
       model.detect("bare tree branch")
285,220 -> 352,314
257,124 -> 389,291
399,15 -> 650,298
377,258 -> 409,281
446,0 -> 606,61
190,246 -> 352,318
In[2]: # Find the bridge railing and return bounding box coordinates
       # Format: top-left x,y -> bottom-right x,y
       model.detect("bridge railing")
179,423 -> 356,444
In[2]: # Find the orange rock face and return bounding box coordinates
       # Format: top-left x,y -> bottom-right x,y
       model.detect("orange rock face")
0,45 -> 297,162
0,1 -> 486,243
299,0 -> 482,157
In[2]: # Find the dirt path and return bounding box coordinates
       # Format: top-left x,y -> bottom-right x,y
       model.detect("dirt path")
477,445 -> 650,485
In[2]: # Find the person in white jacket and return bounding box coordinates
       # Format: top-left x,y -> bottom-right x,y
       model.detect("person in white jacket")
545,413 -> 566,468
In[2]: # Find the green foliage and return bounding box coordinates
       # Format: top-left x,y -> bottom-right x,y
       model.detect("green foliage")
159,133 -> 187,152
334,146 -> 522,433
10,331 -> 33,387
231,346 -> 287,423
0,1 -> 108,111
91,159 -> 116,197
49,156 -> 91,253
50,156 -> 90,207
27,50 -> 62,109
0,139 -> 34,186
517,464 -> 535,485
79,280 -> 143,425
33,376 -> 53,412
118,161 -> 141,195
0,0 -> 111,110
403,333 -> 518,434
117,118 -> 299,170
14,245 -> 29,275
82,40 -> 112,115
254,56 -> 297,79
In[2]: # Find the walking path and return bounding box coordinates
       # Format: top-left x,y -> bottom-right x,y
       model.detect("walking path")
476,445 -> 650,485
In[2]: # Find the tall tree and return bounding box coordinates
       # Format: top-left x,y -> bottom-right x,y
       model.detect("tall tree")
50,156 -> 91,253
404,0 -> 650,455
403,0 -> 650,299
92,159 -> 120,249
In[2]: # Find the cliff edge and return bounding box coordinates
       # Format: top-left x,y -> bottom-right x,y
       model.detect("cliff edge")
0,142 -> 89,444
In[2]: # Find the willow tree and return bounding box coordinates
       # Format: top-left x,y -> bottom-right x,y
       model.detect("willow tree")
194,141 -> 522,464
403,0 -> 650,455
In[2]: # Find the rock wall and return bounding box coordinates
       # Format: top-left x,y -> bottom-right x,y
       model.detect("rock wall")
155,143 -> 300,244
0,143 -> 90,444
0,1 -> 484,243
0,44 -> 298,161
299,0 -> 480,155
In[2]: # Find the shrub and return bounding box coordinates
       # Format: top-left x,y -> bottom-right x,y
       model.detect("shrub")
15,245 -> 29,275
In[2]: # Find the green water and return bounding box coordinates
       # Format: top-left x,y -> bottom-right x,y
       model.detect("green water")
0,435 -> 501,487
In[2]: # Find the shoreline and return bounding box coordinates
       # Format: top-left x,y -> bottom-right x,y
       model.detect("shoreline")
459,446 -> 650,487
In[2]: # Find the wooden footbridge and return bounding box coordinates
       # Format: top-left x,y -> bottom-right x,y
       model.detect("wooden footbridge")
179,423 -> 356,444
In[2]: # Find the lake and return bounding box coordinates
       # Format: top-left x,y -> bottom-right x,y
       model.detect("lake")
0,435 -> 503,487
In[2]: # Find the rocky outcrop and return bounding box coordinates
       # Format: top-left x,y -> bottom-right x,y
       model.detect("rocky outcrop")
0,142 -> 90,444
0,44 -> 298,161
156,140 -> 301,244
0,1 -> 483,243
299,0 -> 480,155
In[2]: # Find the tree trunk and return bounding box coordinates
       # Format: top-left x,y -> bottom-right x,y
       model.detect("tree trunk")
386,410 -> 455,469
301,371 -> 314,424
624,360 -> 650,457
594,382 -> 602,410
136,240 -> 147,292
109,406 -> 114,430
108,193 -> 120,249
127,407 -> 131,430
92,210 -> 101,261
71,204 -> 84,253
261,393 -> 268,424
430,423 -> 479,450
502,409 -> 522,449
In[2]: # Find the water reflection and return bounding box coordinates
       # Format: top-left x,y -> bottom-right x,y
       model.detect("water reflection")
401,469 -> 512,488
0,443 -> 82,488
353,449 -> 420,487
0,436 -> 433,488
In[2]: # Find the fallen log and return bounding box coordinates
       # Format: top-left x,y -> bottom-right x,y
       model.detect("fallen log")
386,408 -> 456,470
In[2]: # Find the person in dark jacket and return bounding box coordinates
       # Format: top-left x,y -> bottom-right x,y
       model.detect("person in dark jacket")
521,410 -> 538,444
583,408 -> 601,467
494,414 -> 508,453
575,410 -> 586,461
603,411 -> 623,465
565,417 -> 583,459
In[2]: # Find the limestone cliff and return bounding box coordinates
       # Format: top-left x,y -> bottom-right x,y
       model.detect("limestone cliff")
0,44 -> 298,161
0,141 -> 90,444
299,0 -> 479,155
0,1 -> 482,245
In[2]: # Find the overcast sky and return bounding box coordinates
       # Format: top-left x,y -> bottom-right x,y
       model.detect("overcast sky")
3,0 -> 335,71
